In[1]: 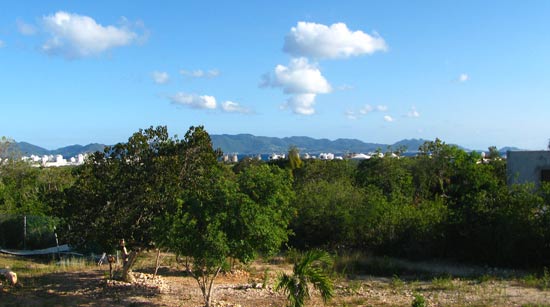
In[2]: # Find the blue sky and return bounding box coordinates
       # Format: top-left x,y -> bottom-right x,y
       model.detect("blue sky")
1,1 -> 549,150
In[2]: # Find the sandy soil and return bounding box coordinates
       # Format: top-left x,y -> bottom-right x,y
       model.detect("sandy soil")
1,256 -> 550,307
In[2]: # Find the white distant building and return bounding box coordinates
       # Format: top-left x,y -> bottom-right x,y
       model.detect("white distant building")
268,153 -> 285,161
25,153 -> 88,167
350,153 -> 371,160
319,153 -> 335,160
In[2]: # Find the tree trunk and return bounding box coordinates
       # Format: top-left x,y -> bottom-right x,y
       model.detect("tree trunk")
121,250 -> 139,282
153,248 -> 161,278
193,266 -> 221,307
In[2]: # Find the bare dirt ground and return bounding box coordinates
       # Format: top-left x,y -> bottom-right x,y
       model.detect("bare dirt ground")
1,253 -> 550,307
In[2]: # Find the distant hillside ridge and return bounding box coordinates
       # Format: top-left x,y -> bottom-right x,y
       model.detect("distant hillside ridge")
211,134 -> 391,154
13,135 -> 524,157
15,142 -> 106,158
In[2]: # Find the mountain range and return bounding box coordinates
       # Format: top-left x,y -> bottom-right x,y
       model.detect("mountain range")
10,135 -> 521,158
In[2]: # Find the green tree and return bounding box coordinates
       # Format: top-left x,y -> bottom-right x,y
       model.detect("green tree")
276,249 -> 334,307
356,155 -> 414,203
291,178 -> 365,249
57,126 -> 181,281
156,128 -> 295,307
288,145 -> 303,170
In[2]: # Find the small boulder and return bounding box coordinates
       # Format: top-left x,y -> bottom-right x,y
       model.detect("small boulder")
0,269 -> 17,285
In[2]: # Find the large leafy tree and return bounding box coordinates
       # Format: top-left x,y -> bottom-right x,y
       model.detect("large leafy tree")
57,126 -> 181,281
156,127 -> 295,307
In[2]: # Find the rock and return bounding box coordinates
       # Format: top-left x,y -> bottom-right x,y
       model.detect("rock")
0,269 -> 17,285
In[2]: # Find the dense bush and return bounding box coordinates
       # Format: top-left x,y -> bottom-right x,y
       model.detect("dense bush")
289,140 -> 550,268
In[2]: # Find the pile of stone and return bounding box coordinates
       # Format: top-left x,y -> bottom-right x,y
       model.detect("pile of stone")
211,300 -> 243,307
101,272 -> 169,295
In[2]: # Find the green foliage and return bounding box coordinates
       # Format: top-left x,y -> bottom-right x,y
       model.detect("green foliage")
288,145 -> 303,170
431,275 -> 455,290
411,293 -> 426,307
156,127 -> 294,307
521,268 -> 550,290
276,249 -> 334,307
291,178 -> 365,249
287,137 -> 550,268
390,274 -> 404,289
57,126 -> 181,252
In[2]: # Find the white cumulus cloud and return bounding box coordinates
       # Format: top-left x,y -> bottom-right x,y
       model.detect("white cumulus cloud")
40,11 -> 141,58
284,94 -> 317,115
152,71 -> 169,84
283,21 -> 387,59
169,93 -> 217,110
221,101 -> 250,114
17,19 -> 37,35
458,73 -> 469,82
262,57 -> 331,94
384,115 -> 394,122
180,69 -> 220,78
262,57 -> 331,115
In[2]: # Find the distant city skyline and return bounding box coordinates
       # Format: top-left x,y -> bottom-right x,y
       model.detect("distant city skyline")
1,1 -> 549,150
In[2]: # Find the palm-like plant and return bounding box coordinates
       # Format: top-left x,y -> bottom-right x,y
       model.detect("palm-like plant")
276,249 -> 334,307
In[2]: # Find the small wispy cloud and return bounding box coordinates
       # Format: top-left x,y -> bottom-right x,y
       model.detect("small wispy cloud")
168,92 -> 253,114
180,69 -> 220,78
221,101 -> 251,114
17,18 -> 37,35
0,40 -> 5,48
337,84 -> 354,91
152,71 -> 169,84
407,106 -> 420,118
346,104 -> 392,121
169,92 -> 217,109
458,73 -> 469,82
345,110 -> 359,120
358,104 -> 388,115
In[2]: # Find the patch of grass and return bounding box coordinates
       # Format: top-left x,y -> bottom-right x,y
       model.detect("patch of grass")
519,267 -> 550,291
411,293 -> 427,307
0,254 -> 95,278
391,274 -> 405,289
475,274 -> 494,284
347,279 -> 363,294
344,297 -> 369,306
261,267 -> 270,288
431,275 -> 455,290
